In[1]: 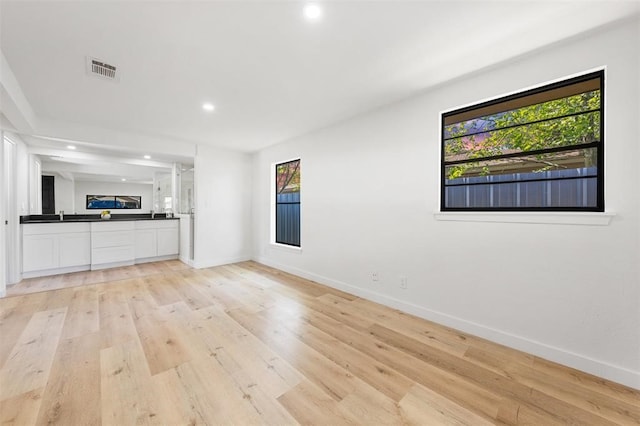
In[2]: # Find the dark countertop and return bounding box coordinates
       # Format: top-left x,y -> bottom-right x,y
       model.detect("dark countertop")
20,213 -> 180,224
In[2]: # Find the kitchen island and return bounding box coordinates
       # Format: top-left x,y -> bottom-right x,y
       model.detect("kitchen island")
21,214 -> 180,278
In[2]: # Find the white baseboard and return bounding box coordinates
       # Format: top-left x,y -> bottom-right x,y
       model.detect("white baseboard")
22,264 -> 91,279
135,254 -> 178,264
179,257 -> 195,267
194,254 -> 252,270
91,260 -> 135,271
254,256 -> 640,390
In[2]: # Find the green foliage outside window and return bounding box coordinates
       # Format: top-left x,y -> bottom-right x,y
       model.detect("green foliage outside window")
276,160 -> 300,194
444,90 -> 601,180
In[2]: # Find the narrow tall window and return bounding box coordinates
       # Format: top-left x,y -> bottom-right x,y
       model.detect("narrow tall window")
275,159 -> 301,246
441,70 -> 604,211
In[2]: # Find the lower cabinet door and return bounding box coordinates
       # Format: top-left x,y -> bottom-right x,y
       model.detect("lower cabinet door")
23,235 -> 58,272
59,233 -> 91,268
157,228 -> 179,256
135,229 -> 157,259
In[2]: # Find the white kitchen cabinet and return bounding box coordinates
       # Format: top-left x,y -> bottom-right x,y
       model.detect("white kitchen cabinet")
134,220 -> 179,261
22,219 -> 179,278
91,221 -> 135,270
92,230 -> 135,248
135,229 -> 157,259
157,227 -> 179,256
22,223 -> 91,277
59,233 -> 92,267
92,245 -> 136,265
22,234 -> 58,272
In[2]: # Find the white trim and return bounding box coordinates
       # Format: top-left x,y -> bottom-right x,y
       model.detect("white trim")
270,162 -> 276,245
2,135 -> 21,287
193,254 -> 252,270
179,256 -> 195,267
253,256 -> 639,390
439,66 -> 607,116
22,264 -> 90,279
269,242 -> 302,253
135,254 -> 178,264
434,211 -> 615,226
0,132 -> 5,297
91,260 -> 134,271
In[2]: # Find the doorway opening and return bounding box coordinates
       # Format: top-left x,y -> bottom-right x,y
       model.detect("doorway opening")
42,175 -> 55,214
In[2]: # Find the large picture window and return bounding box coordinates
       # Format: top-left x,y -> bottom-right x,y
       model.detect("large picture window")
275,159 -> 301,246
441,70 -> 604,211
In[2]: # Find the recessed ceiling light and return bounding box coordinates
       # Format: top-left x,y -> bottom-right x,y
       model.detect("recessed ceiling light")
304,3 -> 322,20
202,102 -> 215,112
144,155 -> 151,159
121,178 -> 126,181
67,145 -> 76,150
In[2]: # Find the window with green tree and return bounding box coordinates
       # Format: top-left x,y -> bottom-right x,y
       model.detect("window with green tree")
275,159 -> 301,246
441,70 -> 604,211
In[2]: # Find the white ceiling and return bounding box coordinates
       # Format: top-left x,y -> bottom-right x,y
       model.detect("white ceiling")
1,0 -> 639,158
25,134 -> 191,184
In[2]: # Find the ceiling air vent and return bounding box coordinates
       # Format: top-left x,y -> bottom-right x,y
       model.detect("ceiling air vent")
86,56 -> 119,81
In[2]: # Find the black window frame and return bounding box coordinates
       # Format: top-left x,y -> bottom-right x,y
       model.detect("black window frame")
275,159 -> 301,247
440,70 -> 604,212
86,195 -> 142,209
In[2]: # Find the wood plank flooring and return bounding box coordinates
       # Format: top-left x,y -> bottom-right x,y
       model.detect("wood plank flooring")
1,261 -> 638,425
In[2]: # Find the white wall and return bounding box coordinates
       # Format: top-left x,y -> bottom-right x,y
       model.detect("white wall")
252,19 -> 640,388
194,145 -> 252,268
74,181 -> 153,214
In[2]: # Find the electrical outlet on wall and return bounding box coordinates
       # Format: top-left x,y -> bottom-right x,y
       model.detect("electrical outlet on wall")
372,272 -> 379,282
400,275 -> 408,289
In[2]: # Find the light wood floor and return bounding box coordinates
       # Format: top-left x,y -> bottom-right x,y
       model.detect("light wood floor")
7,260 -> 192,297
1,261 -> 638,425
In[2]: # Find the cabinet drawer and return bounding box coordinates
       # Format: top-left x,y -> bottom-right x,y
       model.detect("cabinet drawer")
23,222 -> 90,235
91,221 -> 135,232
135,220 -> 179,230
92,246 -> 135,265
91,231 -> 134,248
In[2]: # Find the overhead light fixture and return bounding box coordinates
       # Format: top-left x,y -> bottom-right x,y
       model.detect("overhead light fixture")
202,102 -> 215,112
67,145 -> 76,150
304,3 -> 322,20
121,178 -> 126,181
144,155 -> 151,159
